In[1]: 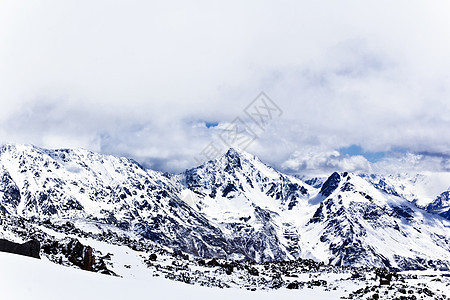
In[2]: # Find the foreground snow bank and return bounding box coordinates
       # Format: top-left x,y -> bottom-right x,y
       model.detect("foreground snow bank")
0,252 -> 336,300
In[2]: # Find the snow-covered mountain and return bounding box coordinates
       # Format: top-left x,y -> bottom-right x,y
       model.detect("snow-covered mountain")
305,172 -> 450,269
1,144 -> 450,270
427,190 -> 450,219
176,148 -> 314,262
360,172 -> 450,207
176,150 -> 450,269
0,144 -> 230,258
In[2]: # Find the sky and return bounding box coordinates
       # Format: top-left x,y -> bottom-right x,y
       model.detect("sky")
1,0 -> 450,175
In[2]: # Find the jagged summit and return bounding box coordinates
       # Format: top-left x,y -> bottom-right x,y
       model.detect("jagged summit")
205,147 -> 269,172
221,148 -> 244,170
224,147 -> 243,157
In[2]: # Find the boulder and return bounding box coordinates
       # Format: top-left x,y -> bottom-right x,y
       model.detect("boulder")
0,239 -> 40,259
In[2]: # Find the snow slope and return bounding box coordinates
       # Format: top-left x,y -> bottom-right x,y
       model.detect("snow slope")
0,252 -> 339,300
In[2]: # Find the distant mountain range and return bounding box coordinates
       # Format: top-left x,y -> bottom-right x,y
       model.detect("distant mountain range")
1,144 -> 449,270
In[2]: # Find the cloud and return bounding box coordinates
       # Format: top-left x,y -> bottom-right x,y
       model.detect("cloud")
1,0 -> 450,174
280,149 -> 450,176
372,152 -> 450,174
281,147 -> 372,176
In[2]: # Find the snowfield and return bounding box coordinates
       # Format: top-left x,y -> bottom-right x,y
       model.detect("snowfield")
1,250 -> 449,300
0,252 -> 339,300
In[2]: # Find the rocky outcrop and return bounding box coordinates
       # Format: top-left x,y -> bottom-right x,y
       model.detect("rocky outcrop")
44,238 -> 112,273
0,239 -> 40,259
319,172 -> 341,197
65,239 -> 95,271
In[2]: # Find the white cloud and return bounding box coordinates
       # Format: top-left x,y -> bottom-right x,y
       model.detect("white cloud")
372,153 -> 450,174
1,0 -> 450,173
281,148 -> 372,176
280,150 -> 450,176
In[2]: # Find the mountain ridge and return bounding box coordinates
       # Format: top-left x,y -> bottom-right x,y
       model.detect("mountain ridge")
1,143 -> 449,270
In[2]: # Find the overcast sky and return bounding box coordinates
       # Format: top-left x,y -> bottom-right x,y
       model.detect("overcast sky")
1,0 -> 450,175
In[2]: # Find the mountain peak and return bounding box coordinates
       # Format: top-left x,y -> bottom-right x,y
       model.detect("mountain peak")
224,147 -> 248,157
222,148 -> 245,170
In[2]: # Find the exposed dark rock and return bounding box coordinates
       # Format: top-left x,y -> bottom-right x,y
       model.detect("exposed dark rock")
268,274 -> 285,289
65,239 -> 95,271
222,183 -> 238,198
320,172 -> 341,197
248,266 -> 259,276
0,239 -> 40,259
207,258 -> 220,267
222,263 -> 234,275
286,281 -> 300,289
173,249 -> 189,260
